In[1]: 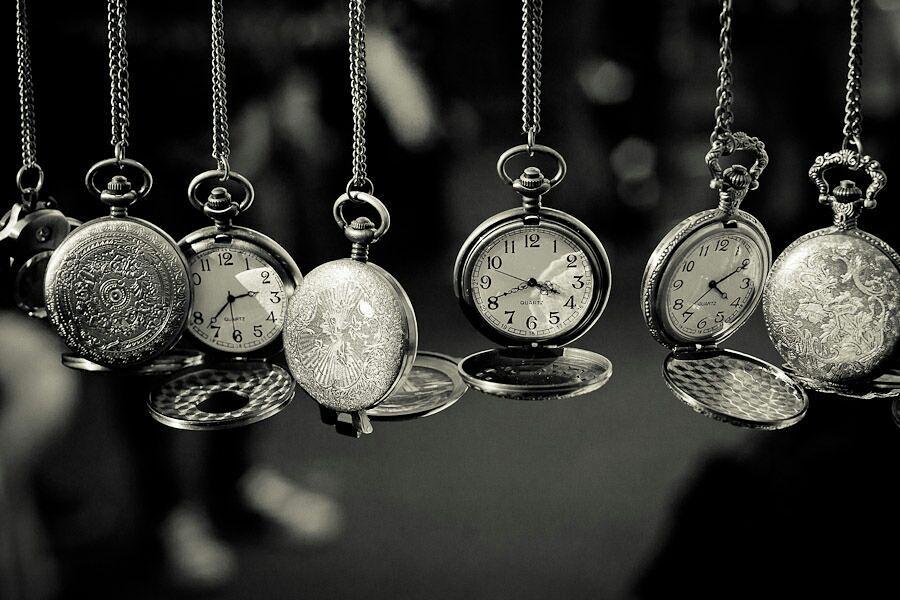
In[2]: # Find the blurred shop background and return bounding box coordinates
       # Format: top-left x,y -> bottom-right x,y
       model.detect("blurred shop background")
3,0 -> 900,598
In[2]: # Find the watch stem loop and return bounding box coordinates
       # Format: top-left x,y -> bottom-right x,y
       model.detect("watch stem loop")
345,216 -> 376,262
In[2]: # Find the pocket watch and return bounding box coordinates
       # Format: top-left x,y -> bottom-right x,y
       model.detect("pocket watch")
44,158 -> 192,371
180,172 -> 302,357
642,133 -> 807,429
764,151 -> 900,397
1,182 -> 79,318
284,192 -> 418,436
454,144 -> 613,399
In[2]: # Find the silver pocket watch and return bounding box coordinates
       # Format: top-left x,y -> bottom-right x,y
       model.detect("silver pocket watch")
454,145 -> 613,399
45,159 -> 193,373
147,172 -> 302,430
641,134 -> 808,429
764,151 -> 900,399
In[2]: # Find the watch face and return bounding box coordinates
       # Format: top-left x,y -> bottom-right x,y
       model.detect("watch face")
187,246 -> 287,353
470,225 -> 597,340
659,226 -> 765,343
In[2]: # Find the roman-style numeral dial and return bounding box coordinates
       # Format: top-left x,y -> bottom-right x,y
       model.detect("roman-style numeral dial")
660,230 -> 764,342
187,247 -> 287,353
470,226 -> 595,339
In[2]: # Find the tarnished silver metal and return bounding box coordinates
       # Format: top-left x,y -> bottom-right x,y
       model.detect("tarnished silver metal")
455,143 -> 612,399
710,0 -> 734,143
843,0 -> 862,153
780,364 -> 900,400
62,349 -> 204,375
347,0 -> 369,191
148,360 -> 294,430
368,352 -> 468,419
16,0 -> 38,178
45,214 -> 191,369
1,202 -> 80,318
764,175 -> 900,387
284,256 -> 417,414
187,170 -> 253,215
333,191 -> 390,242
107,0 -> 131,155
664,349 -> 807,430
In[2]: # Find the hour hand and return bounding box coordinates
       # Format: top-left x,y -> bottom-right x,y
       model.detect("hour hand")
709,281 -> 728,299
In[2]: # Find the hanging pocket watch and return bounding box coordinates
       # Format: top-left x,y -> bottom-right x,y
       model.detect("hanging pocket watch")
45,159 -> 192,371
147,173 -> 301,430
764,151 -> 900,397
284,192 -> 418,436
1,178 -> 79,318
642,133 -> 807,429
763,0 -> 900,400
180,174 -> 302,357
455,145 -> 613,399
3,0 -> 80,318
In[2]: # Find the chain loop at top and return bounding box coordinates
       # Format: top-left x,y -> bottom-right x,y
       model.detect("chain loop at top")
347,0 -> 369,191
16,0 -> 39,178
521,0 -> 542,141
211,0 -> 230,173
107,0 -> 130,158
710,0 -> 734,145
842,0 -> 862,152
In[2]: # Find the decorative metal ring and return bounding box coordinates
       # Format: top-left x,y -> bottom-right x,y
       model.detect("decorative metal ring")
333,191 -> 390,242
187,169 -> 254,214
497,143 -> 566,187
705,131 -> 769,184
114,142 -> 126,163
85,157 -> 154,199
842,135 -> 863,155
217,158 -> 231,182
808,148 -> 886,209
345,177 -> 375,197
16,163 -> 44,195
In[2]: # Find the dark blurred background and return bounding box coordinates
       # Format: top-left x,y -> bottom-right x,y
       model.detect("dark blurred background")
3,0 -> 900,598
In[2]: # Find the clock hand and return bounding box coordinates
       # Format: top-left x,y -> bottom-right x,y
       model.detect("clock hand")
714,261 -> 750,287
495,281 -> 530,298
492,269 -> 530,284
209,291 -> 235,323
231,290 -> 258,301
228,299 -> 237,333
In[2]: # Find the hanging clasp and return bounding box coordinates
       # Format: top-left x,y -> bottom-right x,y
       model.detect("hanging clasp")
705,131 -> 768,214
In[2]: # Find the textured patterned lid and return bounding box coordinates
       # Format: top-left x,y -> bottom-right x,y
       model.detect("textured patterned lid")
148,360 -> 294,430
664,348 -> 807,429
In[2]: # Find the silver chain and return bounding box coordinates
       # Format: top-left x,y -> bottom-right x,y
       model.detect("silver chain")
107,0 -> 130,160
347,0 -> 371,193
210,0 -> 230,173
521,0 -> 542,142
842,0 -> 862,152
16,0 -> 38,173
711,0 -> 734,144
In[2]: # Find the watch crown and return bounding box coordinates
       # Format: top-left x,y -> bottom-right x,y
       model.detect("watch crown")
203,186 -> 240,226
345,217 -> 376,262
833,179 -> 863,203
100,175 -> 138,215
519,167 -> 545,190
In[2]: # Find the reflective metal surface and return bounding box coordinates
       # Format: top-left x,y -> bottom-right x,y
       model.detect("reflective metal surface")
62,349 -> 205,374
765,228 -> 900,384
283,258 -> 416,413
458,346 -> 612,400
45,216 -> 191,369
368,352 -> 468,420
664,349 -> 807,429
148,360 -> 294,430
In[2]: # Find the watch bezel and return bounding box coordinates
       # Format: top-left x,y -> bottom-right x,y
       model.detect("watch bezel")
179,224 -> 302,356
641,208 -> 772,350
454,207 -> 611,348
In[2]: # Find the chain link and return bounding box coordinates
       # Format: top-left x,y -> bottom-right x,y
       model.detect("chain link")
107,0 -> 130,158
520,0 -> 542,141
16,0 -> 38,173
842,0 -> 862,152
710,0 -> 734,144
347,0 -> 370,192
211,0 -> 230,173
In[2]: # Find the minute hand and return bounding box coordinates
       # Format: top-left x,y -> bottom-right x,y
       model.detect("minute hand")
715,263 -> 748,287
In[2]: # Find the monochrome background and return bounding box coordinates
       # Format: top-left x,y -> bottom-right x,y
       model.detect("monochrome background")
3,0 -> 900,597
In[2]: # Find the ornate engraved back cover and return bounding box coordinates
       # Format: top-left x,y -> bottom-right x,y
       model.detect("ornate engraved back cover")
764,154 -> 900,385
284,256 -> 416,413
45,165 -> 191,369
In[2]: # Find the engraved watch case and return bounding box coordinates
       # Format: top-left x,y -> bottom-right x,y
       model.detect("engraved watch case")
764,150 -> 900,397
283,192 -> 418,435
642,134 -> 807,429
45,159 -> 191,371
454,144 -> 613,399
